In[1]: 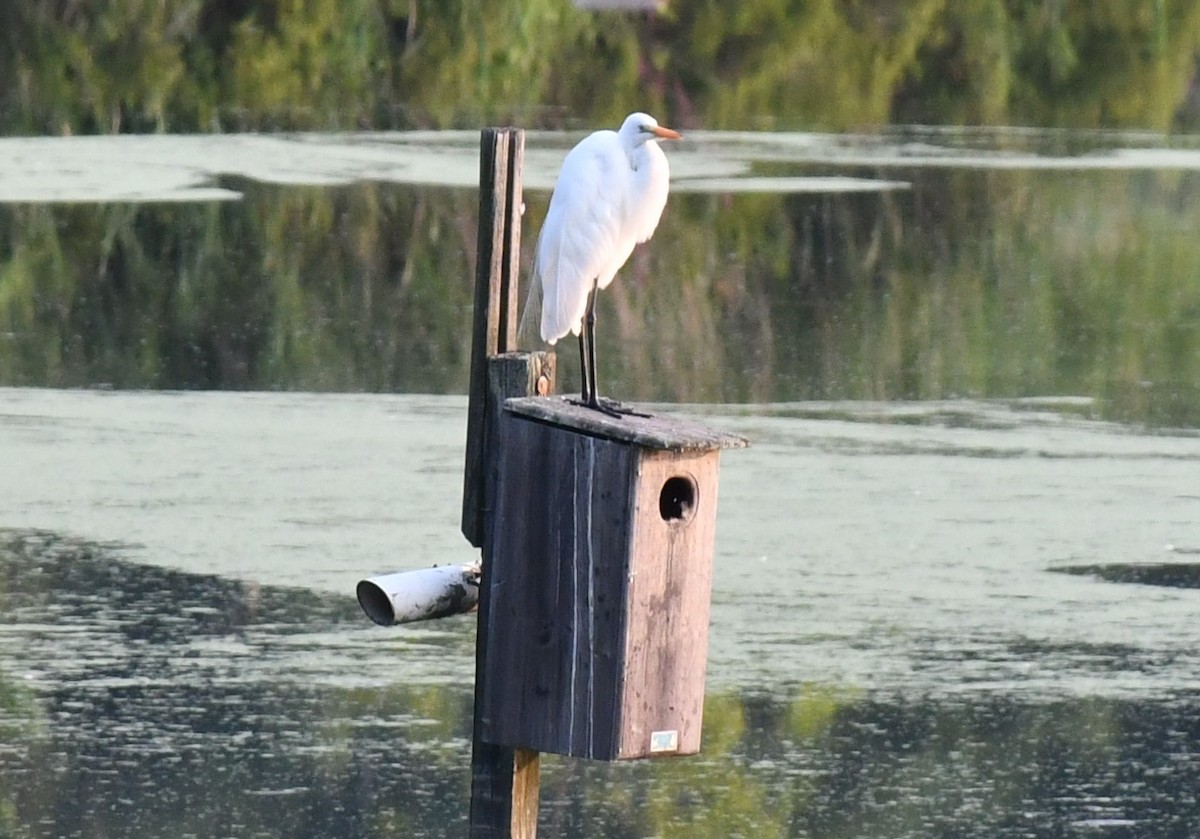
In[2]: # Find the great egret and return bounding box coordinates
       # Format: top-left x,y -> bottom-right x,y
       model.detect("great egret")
529,112 -> 681,416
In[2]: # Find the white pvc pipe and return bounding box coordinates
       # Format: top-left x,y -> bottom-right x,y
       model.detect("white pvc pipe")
356,564 -> 481,626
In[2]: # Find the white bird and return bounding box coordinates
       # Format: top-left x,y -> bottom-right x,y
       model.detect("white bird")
528,112 -> 681,415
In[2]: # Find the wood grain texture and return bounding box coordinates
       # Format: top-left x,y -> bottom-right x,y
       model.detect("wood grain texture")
617,449 -> 720,758
463,128 -> 526,548
510,749 -> 540,837
498,133 -> 524,354
505,396 -> 749,452
483,353 -> 556,534
469,353 -> 552,838
482,411 -> 724,761
467,742 -> 540,839
469,740 -> 521,838
481,414 -> 635,759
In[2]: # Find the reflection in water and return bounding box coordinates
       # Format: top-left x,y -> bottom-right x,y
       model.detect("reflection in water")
0,530 -> 470,838
4,530 -> 1200,838
2,130 -> 1200,426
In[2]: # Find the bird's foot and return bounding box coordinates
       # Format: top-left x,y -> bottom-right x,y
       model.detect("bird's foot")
569,395 -> 622,418
569,395 -> 650,419
599,397 -> 651,418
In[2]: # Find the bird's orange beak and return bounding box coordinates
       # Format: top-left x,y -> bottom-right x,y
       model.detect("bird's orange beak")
650,125 -> 682,141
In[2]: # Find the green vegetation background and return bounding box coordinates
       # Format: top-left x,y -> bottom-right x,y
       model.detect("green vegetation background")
5,1 -> 1199,133
2,1 -> 1200,424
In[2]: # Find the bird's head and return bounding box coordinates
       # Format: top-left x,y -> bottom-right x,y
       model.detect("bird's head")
621,112 -> 682,146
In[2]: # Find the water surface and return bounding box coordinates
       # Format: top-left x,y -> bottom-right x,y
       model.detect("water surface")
3,128 -> 1200,425
3,389 -> 1200,836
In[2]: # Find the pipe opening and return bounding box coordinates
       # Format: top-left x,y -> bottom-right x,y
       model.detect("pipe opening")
356,579 -> 397,626
659,475 -> 697,523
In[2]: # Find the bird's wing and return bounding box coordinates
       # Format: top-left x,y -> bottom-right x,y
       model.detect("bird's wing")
536,133 -> 627,343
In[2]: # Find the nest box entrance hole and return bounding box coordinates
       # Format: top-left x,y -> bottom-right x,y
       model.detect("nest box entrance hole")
658,475 -> 697,523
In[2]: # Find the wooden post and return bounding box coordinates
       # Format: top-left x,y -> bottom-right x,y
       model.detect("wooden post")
463,127 -> 525,549
469,353 -> 552,839
462,126 -> 552,839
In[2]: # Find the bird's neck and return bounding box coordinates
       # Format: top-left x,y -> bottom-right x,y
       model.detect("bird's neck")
629,141 -> 654,172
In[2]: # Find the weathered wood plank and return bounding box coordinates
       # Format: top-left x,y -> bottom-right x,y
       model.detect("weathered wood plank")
470,352 -> 553,839
463,128 -> 524,548
505,396 -> 749,452
469,740 -> 522,839
498,133 -> 524,354
510,749 -> 540,836
469,743 -> 541,839
482,352 -> 555,529
617,449 -> 720,758
481,413 -> 635,760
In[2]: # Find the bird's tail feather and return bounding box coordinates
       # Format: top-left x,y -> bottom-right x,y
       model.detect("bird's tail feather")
517,257 -> 545,349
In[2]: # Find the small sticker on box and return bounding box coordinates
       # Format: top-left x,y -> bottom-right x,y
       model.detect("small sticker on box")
650,730 -> 679,753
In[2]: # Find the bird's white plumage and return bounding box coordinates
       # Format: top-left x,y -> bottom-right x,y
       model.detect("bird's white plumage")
534,112 -> 675,344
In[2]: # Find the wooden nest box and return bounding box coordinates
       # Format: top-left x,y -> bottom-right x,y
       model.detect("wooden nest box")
479,396 -> 747,761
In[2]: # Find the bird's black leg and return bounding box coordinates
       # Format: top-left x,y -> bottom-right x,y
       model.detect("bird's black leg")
568,284 -> 617,417
572,284 -> 622,417
584,282 -> 602,405
568,281 -> 648,419
577,323 -> 592,405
